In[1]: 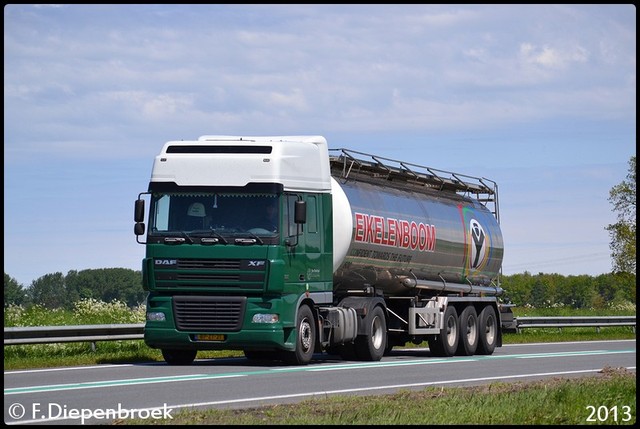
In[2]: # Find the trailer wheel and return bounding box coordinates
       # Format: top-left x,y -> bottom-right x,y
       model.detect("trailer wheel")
282,304 -> 316,365
476,305 -> 498,355
355,305 -> 387,361
456,306 -> 478,356
428,305 -> 459,357
161,349 -> 197,365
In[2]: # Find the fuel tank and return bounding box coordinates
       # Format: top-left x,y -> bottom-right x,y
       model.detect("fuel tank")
331,177 -> 504,296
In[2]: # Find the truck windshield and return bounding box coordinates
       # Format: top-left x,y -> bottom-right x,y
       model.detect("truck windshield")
147,192 -> 279,244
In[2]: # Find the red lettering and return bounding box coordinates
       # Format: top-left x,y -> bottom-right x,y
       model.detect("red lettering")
418,223 -> 427,251
410,221 -> 418,249
354,213 -> 365,242
373,216 -> 383,244
363,214 -> 374,243
380,216 -> 389,245
353,213 -> 437,253
426,224 -> 436,251
386,218 -> 397,246
400,220 -> 410,248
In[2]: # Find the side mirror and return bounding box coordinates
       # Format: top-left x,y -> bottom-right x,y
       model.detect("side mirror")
134,222 -> 145,236
286,200 -> 306,248
134,199 -> 145,238
134,199 -> 145,222
134,193 -> 149,244
294,200 -> 306,224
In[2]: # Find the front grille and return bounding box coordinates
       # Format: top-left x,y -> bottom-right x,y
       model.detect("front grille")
176,259 -> 241,270
173,296 -> 246,331
153,258 -> 266,290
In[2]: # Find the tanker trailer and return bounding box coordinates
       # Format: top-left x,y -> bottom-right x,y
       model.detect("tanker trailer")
324,149 -> 505,361
134,136 -> 509,366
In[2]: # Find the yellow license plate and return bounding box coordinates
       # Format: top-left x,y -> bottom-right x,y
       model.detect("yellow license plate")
195,334 -> 225,341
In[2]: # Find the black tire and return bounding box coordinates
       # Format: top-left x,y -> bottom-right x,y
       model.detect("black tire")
383,341 -> 394,356
162,349 -> 197,365
456,306 -> 479,356
427,336 -> 444,356
354,305 -> 387,361
476,305 -> 498,355
428,306 -> 459,357
281,305 -> 316,365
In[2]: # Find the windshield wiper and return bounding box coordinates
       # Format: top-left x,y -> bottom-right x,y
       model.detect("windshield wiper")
162,231 -> 194,244
189,229 -> 229,244
180,231 -> 194,244
235,230 -> 264,245
199,229 -> 228,245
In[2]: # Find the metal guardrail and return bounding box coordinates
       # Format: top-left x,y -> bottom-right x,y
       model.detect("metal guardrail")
514,316 -> 636,333
3,324 -> 144,346
3,316 -> 636,346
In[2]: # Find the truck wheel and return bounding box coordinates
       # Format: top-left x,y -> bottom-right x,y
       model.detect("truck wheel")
161,349 -> 196,365
282,304 -> 316,365
428,305 -> 459,357
384,341 -> 394,356
456,306 -> 478,356
355,305 -> 387,361
476,305 -> 498,355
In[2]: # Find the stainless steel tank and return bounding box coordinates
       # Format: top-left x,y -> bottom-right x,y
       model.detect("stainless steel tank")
331,177 -> 504,296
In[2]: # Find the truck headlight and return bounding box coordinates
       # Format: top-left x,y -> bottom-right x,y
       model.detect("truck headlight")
252,313 -> 279,324
147,312 -> 166,322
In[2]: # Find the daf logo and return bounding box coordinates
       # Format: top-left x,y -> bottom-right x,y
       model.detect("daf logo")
248,260 -> 265,267
155,259 -> 177,265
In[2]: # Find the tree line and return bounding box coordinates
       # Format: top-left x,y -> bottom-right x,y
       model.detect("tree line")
498,271 -> 635,310
4,269 -> 145,309
4,269 -> 636,311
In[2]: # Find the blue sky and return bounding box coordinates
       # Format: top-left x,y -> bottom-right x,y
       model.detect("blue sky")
4,4 -> 636,287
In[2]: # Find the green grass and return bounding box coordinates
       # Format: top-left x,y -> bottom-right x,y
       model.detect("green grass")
3,341 -> 244,370
502,326 -> 636,344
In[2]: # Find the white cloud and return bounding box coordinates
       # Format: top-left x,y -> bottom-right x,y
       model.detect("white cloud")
519,42 -> 589,69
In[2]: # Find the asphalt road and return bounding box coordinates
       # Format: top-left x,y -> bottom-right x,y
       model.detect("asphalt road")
4,339 -> 636,425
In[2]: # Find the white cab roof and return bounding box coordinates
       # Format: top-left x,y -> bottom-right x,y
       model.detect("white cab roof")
150,135 -> 331,192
